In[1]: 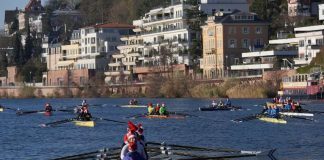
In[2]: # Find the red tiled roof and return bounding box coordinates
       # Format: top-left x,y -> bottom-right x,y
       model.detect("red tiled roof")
84,23 -> 135,29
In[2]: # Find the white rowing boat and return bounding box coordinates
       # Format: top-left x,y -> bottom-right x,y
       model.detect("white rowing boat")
280,112 -> 314,117
119,105 -> 147,108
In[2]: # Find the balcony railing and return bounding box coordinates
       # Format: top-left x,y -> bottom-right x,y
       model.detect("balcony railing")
141,26 -> 188,35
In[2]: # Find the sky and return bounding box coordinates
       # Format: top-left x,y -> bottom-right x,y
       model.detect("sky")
0,0 -> 46,29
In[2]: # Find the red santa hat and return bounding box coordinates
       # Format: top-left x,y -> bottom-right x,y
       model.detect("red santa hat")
128,121 -> 138,132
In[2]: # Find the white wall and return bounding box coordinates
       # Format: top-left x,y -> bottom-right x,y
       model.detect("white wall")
319,4 -> 324,21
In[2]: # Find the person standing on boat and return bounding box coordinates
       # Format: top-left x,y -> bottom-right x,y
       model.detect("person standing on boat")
44,103 -> 53,113
159,103 -> 168,115
120,134 -> 147,160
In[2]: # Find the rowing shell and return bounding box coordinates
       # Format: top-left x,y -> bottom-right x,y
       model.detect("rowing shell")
280,112 -> 314,117
145,114 -> 186,119
119,105 -> 147,108
73,120 -> 95,127
258,117 -> 287,124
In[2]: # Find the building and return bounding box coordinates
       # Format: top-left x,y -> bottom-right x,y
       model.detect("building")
201,11 -> 269,79
293,25 -> 324,67
287,0 -> 321,17
78,23 -> 134,71
318,3 -> 324,21
105,35 -> 143,83
200,0 -> 249,15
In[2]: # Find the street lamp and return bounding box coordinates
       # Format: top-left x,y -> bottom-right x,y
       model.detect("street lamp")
29,71 -> 32,86
225,55 -> 228,77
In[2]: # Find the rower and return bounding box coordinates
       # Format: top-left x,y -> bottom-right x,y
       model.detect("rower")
120,134 -> 147,160
154,103 -> 160,115
159,103 -> 168,115
44,103 -> 53,112
123,121 -> 138,145
147,102 -> 154,115
261,105 -> 268,114
77,103 -> 92,121
225,98 -> 231,107
211,100 -> 217,108
218,100 -> 224,108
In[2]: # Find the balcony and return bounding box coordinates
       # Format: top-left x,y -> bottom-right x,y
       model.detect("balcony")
105,70 -> 131,76
141,26 -> 188,35
231,63 -> 273,70
108,61 -> 123,67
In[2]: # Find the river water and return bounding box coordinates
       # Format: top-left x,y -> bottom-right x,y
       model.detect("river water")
0,98 -> 323,160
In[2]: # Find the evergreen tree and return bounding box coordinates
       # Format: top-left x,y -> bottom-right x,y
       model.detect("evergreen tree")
11,33 -> 24,66
250,0 -> 267,20
24,23 -> 33,60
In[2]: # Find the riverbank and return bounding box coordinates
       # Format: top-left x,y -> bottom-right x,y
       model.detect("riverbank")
0,78 -> 277,99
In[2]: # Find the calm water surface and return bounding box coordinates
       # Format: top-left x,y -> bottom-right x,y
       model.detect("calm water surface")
0,98 -> 323,160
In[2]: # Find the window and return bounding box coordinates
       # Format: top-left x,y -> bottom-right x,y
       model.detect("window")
85,47 -> 87,54
299,40 -> 304,47
322,9 -> 324,15
91,47 -> 96,53
229,39 -> 236,48
242,27 -> 249,34
255,39 -> 262,47
316,39 -> 323,45
308,40 -> 311,45
91,38 -> 95,44
228,27 -> 236,34
256,27 -> 261,34
234,58 -> 239,65
242,39 -> 249,48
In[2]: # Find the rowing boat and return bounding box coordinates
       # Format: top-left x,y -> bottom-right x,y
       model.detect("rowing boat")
119,105 -> 147,108
280,112 -> 314,117
199,106 -> 241,111
145,114 -> 186,119
73,120 -> 95,127
257,117 -> 287,124
0,108 -> 3,112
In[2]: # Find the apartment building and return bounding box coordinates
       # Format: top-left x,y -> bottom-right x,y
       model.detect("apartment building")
288,0 -> 311,17
105,35 -> 143,83
201,11 -> 269,79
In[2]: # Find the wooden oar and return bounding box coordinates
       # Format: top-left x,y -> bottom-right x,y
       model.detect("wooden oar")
92,117 -> 127,124
53,147 -> 120,160
147,141 -> 241,153
232,114 -> 259,123
16,110 -> 45,116
40,118 -> 76,127
168,111 -> 222,123
125,113 -> 146,119
1,106 -> 19,111
287,116 -> 316,122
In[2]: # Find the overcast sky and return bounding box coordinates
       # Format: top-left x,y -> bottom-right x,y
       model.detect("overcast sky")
0,0 -> 47,29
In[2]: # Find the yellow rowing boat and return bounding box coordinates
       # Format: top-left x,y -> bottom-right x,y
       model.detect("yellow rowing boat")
258,117 -> 287,124
73,120 -> 95,127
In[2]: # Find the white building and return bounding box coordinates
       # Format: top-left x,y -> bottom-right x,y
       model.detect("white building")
200,0 -> 248,15
77,23 -> 134,71
105,35 -> 143,83
293,25 -> 324,66
132,2 -> 198,66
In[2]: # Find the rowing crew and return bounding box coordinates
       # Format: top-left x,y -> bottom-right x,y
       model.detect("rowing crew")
121,121 -> 148,160
211,98 -> 231,108
147,102 -> 168,116
261,102 -> 305,118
